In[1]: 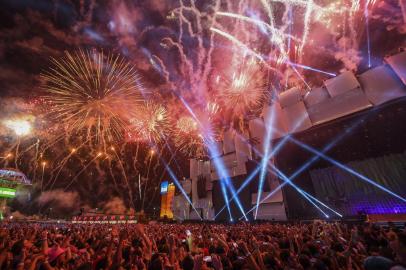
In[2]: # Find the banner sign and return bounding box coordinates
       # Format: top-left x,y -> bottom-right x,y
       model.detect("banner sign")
0,187 -> 16,198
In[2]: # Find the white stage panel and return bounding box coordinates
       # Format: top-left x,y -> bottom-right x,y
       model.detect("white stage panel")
262,102 -> 288,140
182,179 -> 192,194
278,87 -> 302,108
248,118 -> 265,153
214,141 -> 223,156
385,51 -> 406,85
281,101 -> 313,133
173,195 -> 191,220
234,131 -> 252,164
324,71 -> 360,97
205,176 -> 213,191
304,87 -> 330,107
358,65 -> 406,105
223,129 -> 235,154
210,153 -> 246,180
190,159 -> 198,180
307,88 -> 372,125
254,203 -> 287,220
252,190 -> 284,204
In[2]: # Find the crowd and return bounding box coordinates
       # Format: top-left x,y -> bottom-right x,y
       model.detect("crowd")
0,220 -> 405,270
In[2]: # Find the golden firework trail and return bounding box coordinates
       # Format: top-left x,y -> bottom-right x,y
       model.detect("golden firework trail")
42,49 -> 145,145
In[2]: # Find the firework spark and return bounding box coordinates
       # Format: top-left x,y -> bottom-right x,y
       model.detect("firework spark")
174,116 -> 207,158
3,119 -> 32,136
129,101 -> 170,143
42,49 -> 145,145
217,58 -> 268,117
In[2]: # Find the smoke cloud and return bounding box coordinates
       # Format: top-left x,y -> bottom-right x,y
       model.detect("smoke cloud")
36,189 -> 81,215
103,197 -> 128,214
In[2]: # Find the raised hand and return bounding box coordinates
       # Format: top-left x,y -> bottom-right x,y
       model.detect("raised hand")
211,254 -> 223,270
193,254 -> 204,270
119,229 -> 128,241
135,224 -> 145,235
168,234 -> 176,247
41,230 -> 48,240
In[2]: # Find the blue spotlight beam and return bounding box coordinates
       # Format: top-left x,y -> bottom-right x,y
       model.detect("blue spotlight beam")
271,167 -> 330,218
252,129 -> 350,217
214,165 -> 261,219
288,136 -> 406,203
208,144 -> 248,221
238,161 -> 331,219
250,113 -> 308,219
215,113 -> 311,219
249,144 -> 342,218
151,137 -> 202,219
238,114 -> 369,219
162,138 -> 183,173
240,160 -> 342,219
217,133 -> 340,219
287,6 -> 292,54
270,163 -> 342,217
216,134 -> 306,217
364,1 -> 372,68
286,6 -> 293,88
291,65 -> 311,90
288,61 -> 336,77
211,25 -> 336,78
252,113 -> 310,219
163,162 -> 203,220
178,95 -> 247,221
252,108 -> 376,206
223,113 -> 366,219
177,96 -> 233,220
219,171 -> 233,220
255,105 -> 276,219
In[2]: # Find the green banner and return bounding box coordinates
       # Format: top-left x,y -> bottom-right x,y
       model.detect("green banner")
0,187 -> 16,198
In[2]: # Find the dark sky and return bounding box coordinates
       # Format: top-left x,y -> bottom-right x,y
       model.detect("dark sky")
0,0 -> 404,98
0,0 -> 171,97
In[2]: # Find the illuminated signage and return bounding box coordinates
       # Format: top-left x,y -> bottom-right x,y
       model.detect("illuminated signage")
160,181 -> 168,194
0,188 -> 16,198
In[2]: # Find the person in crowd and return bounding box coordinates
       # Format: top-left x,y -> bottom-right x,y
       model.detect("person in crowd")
0,220 -> 405,270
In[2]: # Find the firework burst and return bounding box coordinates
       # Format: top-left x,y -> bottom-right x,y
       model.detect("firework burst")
173,109 -> 221,158
217,58 -> 269,117
3,118 -> 33,137
41,49 -> 145,145
173,116 -> 207,158
129,101 -> 170,143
